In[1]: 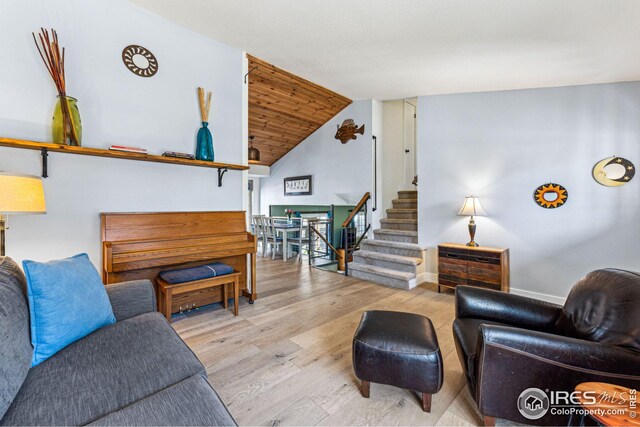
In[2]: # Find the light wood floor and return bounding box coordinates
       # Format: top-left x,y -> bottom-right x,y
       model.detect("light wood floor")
172,257 -> 485,426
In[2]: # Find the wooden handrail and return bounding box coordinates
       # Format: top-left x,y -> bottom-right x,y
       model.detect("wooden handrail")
342,192 -> 371,227
309,225 -> 342,259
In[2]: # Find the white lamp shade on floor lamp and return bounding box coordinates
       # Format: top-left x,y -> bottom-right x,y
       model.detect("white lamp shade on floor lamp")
0,172 -> 47,256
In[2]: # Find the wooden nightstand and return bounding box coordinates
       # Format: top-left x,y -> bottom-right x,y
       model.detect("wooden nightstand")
438,243 -> 510,292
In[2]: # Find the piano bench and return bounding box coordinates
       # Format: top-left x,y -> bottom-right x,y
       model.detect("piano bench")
156,271 -> 242,323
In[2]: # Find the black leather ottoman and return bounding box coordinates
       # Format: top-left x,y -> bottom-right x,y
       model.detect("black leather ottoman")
352,310 -> 443,412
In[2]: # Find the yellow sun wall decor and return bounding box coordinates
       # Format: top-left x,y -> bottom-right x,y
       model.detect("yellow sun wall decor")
534,183 -> 568,208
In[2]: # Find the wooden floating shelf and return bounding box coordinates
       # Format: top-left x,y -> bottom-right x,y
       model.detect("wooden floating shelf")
0,137 -> 249,171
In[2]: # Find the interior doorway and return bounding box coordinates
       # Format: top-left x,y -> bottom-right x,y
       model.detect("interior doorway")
403,99 -> 417,189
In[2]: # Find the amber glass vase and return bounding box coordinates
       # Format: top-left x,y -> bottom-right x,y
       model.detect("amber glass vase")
52,95 -> 82,146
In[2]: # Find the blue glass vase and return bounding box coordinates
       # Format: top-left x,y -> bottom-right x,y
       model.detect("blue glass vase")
196,122 -> 214,161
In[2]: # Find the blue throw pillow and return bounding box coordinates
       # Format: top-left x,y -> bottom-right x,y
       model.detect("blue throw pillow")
22,253 -> 116,366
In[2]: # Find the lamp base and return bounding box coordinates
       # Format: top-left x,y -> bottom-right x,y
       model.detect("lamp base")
466,217 -> 479,247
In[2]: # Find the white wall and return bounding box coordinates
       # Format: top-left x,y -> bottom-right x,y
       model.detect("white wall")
418,81 -> 640,301
380,100 -> 406,214
0,0 -> 245,267
260,100 -> 373,211
371,100 -> 384,229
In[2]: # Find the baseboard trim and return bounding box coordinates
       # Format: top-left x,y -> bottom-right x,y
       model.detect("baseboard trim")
420,272 -> 565,304
417,272 -> 438,285
510,288 -> 566,305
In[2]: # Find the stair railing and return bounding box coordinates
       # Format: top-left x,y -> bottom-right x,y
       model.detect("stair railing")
309,224 -> 342,258
342,192 -> 371,276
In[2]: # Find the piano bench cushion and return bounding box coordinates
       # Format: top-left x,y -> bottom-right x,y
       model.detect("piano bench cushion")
159,263 -> 234,285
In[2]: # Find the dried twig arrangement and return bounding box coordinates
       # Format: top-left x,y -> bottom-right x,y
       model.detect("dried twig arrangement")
32,28 -> 79,145
197,87 -> 212,123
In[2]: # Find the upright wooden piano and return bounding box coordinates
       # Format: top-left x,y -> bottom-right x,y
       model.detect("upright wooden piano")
101,211 -> 257,313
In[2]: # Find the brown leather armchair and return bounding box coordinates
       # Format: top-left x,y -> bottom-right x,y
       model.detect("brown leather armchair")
452,269 -> 640,426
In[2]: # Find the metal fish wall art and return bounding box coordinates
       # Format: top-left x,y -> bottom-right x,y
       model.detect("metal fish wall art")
335,119 -> 365,144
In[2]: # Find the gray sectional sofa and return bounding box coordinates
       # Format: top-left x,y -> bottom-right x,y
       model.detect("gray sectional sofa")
0,256 -> 236,426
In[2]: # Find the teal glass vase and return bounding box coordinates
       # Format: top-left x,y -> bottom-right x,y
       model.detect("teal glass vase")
196,122 -> 214,161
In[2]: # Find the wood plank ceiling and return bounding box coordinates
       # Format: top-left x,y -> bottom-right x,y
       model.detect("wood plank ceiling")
248,55 -> 352,166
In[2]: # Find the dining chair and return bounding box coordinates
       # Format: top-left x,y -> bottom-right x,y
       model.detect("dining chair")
287,217 -> 309,263
264,217 -> 284,259
251,215 -> 266,256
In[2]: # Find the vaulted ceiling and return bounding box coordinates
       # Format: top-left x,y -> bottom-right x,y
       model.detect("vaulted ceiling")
130,0 -> 640,100
247,55 -> 352,166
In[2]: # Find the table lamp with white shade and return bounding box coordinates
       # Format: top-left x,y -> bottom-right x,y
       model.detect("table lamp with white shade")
457,196 -> 486,247
0,172 -> 47,256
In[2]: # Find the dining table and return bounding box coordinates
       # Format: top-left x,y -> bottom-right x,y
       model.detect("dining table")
273,221 -> 301,261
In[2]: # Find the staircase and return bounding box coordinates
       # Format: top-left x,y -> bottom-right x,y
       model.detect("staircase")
348,190 -> 425,290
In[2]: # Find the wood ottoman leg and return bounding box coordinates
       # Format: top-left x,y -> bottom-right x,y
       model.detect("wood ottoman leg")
223,283 -> 228,309
233,277 -> 239,316
421,393 -> 432,412
360,380 -> 370,398
163,289 -> 172,323
483,416 -> 496,426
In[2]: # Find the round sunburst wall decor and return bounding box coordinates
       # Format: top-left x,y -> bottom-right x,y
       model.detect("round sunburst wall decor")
122,45 -> 158,77
534,183 -> 568,209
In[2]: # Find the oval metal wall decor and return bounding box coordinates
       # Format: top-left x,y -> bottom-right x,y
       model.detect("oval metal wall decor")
534,183 -> 568,209
122,45 -> 158,77
592,156 -> 635,187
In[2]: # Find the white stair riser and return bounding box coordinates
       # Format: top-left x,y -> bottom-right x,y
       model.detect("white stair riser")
361,242 -> 423,258
373,231 -> 418,244
386,211 -> 417,219
349,268 -> 414,290
352,255 -> 424,274
381,221 -> 418,231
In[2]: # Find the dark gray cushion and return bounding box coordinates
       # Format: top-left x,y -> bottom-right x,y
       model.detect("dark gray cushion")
159,262 -> 234,284
89,374 -> 236,426
1,312 -> 204,426
105,279 -> 157,322
0,257 -> 32,420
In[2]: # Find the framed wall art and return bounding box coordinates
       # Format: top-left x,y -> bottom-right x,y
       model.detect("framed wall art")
284,175 -> 312,196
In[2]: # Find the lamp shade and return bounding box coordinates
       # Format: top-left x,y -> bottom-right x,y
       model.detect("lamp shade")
0,172 -> 47,214
457,196 -> 486,217
248,135 -> 261,164
248,146 -> 261,163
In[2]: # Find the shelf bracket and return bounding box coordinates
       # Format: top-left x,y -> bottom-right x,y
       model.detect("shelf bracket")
41,147 -> 49,178
217,167 -> 228,187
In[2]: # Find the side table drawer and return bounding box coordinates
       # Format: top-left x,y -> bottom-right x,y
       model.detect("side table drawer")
438,257 -> 467,279
468,262 -> 501,285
